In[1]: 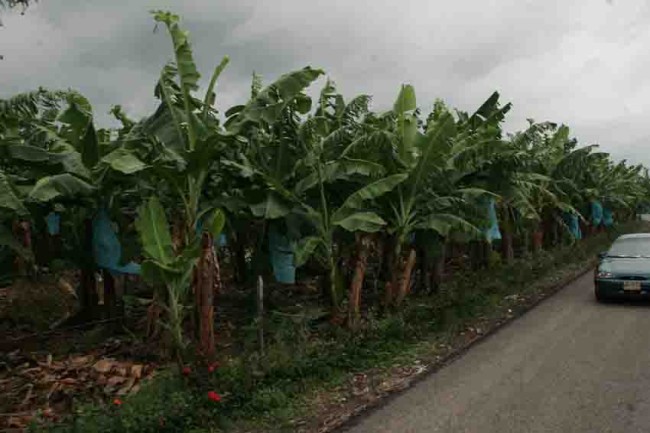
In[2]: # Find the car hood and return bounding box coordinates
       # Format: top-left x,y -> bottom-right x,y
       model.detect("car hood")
599,257 -> 650,278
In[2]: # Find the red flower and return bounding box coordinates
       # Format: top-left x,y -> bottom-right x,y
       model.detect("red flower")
207,391 -> 222,402
182,366 -> 191,376
113,398 -> 123,406
208,362 -> 220,373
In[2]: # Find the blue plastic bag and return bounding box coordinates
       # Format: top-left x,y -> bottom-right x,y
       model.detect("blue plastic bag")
563,212 -> 582,240
217,233 -> 227,247
591,201 -> 603,226
603,208 -> 614,227
268,224 -> 295,284
46,212 -> 60,235
485,198 -> 502,242
92,209 -> 141,275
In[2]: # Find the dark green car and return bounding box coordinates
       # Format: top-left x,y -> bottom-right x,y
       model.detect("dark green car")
595,233 -> 650,302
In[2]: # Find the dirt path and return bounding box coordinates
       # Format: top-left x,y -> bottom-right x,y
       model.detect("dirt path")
342,272 -> 650,433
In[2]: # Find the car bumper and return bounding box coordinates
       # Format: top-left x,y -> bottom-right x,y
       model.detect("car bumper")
595,278 -> 650,298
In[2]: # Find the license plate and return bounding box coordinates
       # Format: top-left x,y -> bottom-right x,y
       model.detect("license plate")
624,281 -> 641,291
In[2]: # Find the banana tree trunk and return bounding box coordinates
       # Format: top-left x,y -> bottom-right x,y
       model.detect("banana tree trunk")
146,289 -> 163,339
12,220 -> 32,276
501,230 -> 514,264
80,218 -> 98,312
195,232 -> 216,359
431,242 -> 446,293
382,236 -> 397,307
532,228 -> 543,253
395,248 -> 417,306
347,234 -> 370,327
233,230 -> 248,285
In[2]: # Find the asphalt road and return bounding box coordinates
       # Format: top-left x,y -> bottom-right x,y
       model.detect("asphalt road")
343,272 -> 650,433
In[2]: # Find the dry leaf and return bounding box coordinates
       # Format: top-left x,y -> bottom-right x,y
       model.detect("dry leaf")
93,359 -> 114,374
46,382 -> 60,400
59,377 -> 77,386
7,416 -> 28,428
69,355 -> 92,368
116,377 -> 136,396
106,376 -> 127,387
130,364 -> 143,379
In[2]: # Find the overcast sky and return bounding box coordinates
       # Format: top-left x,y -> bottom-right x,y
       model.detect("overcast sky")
1,0 -> 648,166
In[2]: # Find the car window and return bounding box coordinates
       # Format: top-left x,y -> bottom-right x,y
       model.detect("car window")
608,238 -> 650,257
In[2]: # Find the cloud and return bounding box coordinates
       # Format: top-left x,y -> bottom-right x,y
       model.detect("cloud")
0,0 -> 648,166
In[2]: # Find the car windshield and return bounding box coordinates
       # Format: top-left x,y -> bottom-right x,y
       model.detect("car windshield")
607,238 -> 650,258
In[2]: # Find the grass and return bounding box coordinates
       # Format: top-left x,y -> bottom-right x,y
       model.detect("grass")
32,222 -> 647,433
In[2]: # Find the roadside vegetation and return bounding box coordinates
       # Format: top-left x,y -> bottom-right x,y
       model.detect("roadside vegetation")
1,9 -> 649,432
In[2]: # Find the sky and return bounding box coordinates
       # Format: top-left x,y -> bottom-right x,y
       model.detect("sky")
1,0 -> 649,166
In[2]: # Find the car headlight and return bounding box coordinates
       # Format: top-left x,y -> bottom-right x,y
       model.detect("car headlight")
596,270 -> 614,279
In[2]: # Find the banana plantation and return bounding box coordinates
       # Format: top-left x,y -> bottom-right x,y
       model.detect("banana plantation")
2,10 -> 650,432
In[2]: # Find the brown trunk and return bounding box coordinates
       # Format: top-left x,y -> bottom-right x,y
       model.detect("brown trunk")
532,230 -> 543,253
146,290 -> 163,339
195,232 -> 216,359
502,230 -> 514,264
395,249 -> 417,305
431,246 -> 446,292
348,234 -> 370,326
172,218 -> 186,253
212,245 -> 223,300
103,271 -> 117,319
80,219 -> 98,311
382,237 -> 397,307
233,230 -> 248,285
12,221 -> 31,275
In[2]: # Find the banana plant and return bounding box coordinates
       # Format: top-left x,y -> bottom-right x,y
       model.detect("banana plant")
0,89 -> 144,289
360,87 -> 501,306
225,78 -> 405,313
132,11 -> 326,359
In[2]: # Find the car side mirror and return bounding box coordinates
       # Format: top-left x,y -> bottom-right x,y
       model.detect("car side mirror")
598,251 -> 608,260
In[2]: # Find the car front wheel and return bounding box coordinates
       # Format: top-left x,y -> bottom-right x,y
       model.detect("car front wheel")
595,286 -> 609,303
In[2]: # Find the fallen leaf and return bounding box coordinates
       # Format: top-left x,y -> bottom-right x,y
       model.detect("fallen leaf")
46,382 -> 60,400
7,416 -> 28,428
130,364 -> 143,379
116,377 -> 136,396
69,355 -> 92,368
93,359 -> 114,374
59,377 -> 77,386
106,376 -> 127,387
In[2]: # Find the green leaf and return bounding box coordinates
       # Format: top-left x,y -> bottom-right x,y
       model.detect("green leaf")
135,197 -> 175,265
101,148 -> 148,174
0,224 -> 33,262
295,159 -> 386,194
417,213 -> 480,237
79,122 -> 100,168
332,174 -> 408,222
152,10 -> 200,92
202,56 -> 230,120
393,84 -> 416,114
0,171 -> 28,215
207,209 -> 226,238
7,144 -> 58,162
250,193 -> 291,220
227,67 -> 324,129
58,93 -> 99,168
293,236 -> 321,267
28,174 -> 95,202
333,211 -> 386,232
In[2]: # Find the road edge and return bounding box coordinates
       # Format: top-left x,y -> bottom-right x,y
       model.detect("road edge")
331,263 -> 596,432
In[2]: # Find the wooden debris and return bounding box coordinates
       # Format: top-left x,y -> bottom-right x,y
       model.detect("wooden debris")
0,350 -> 154,430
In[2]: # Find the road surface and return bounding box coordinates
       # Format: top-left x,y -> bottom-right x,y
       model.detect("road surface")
343,272 -> 650,433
